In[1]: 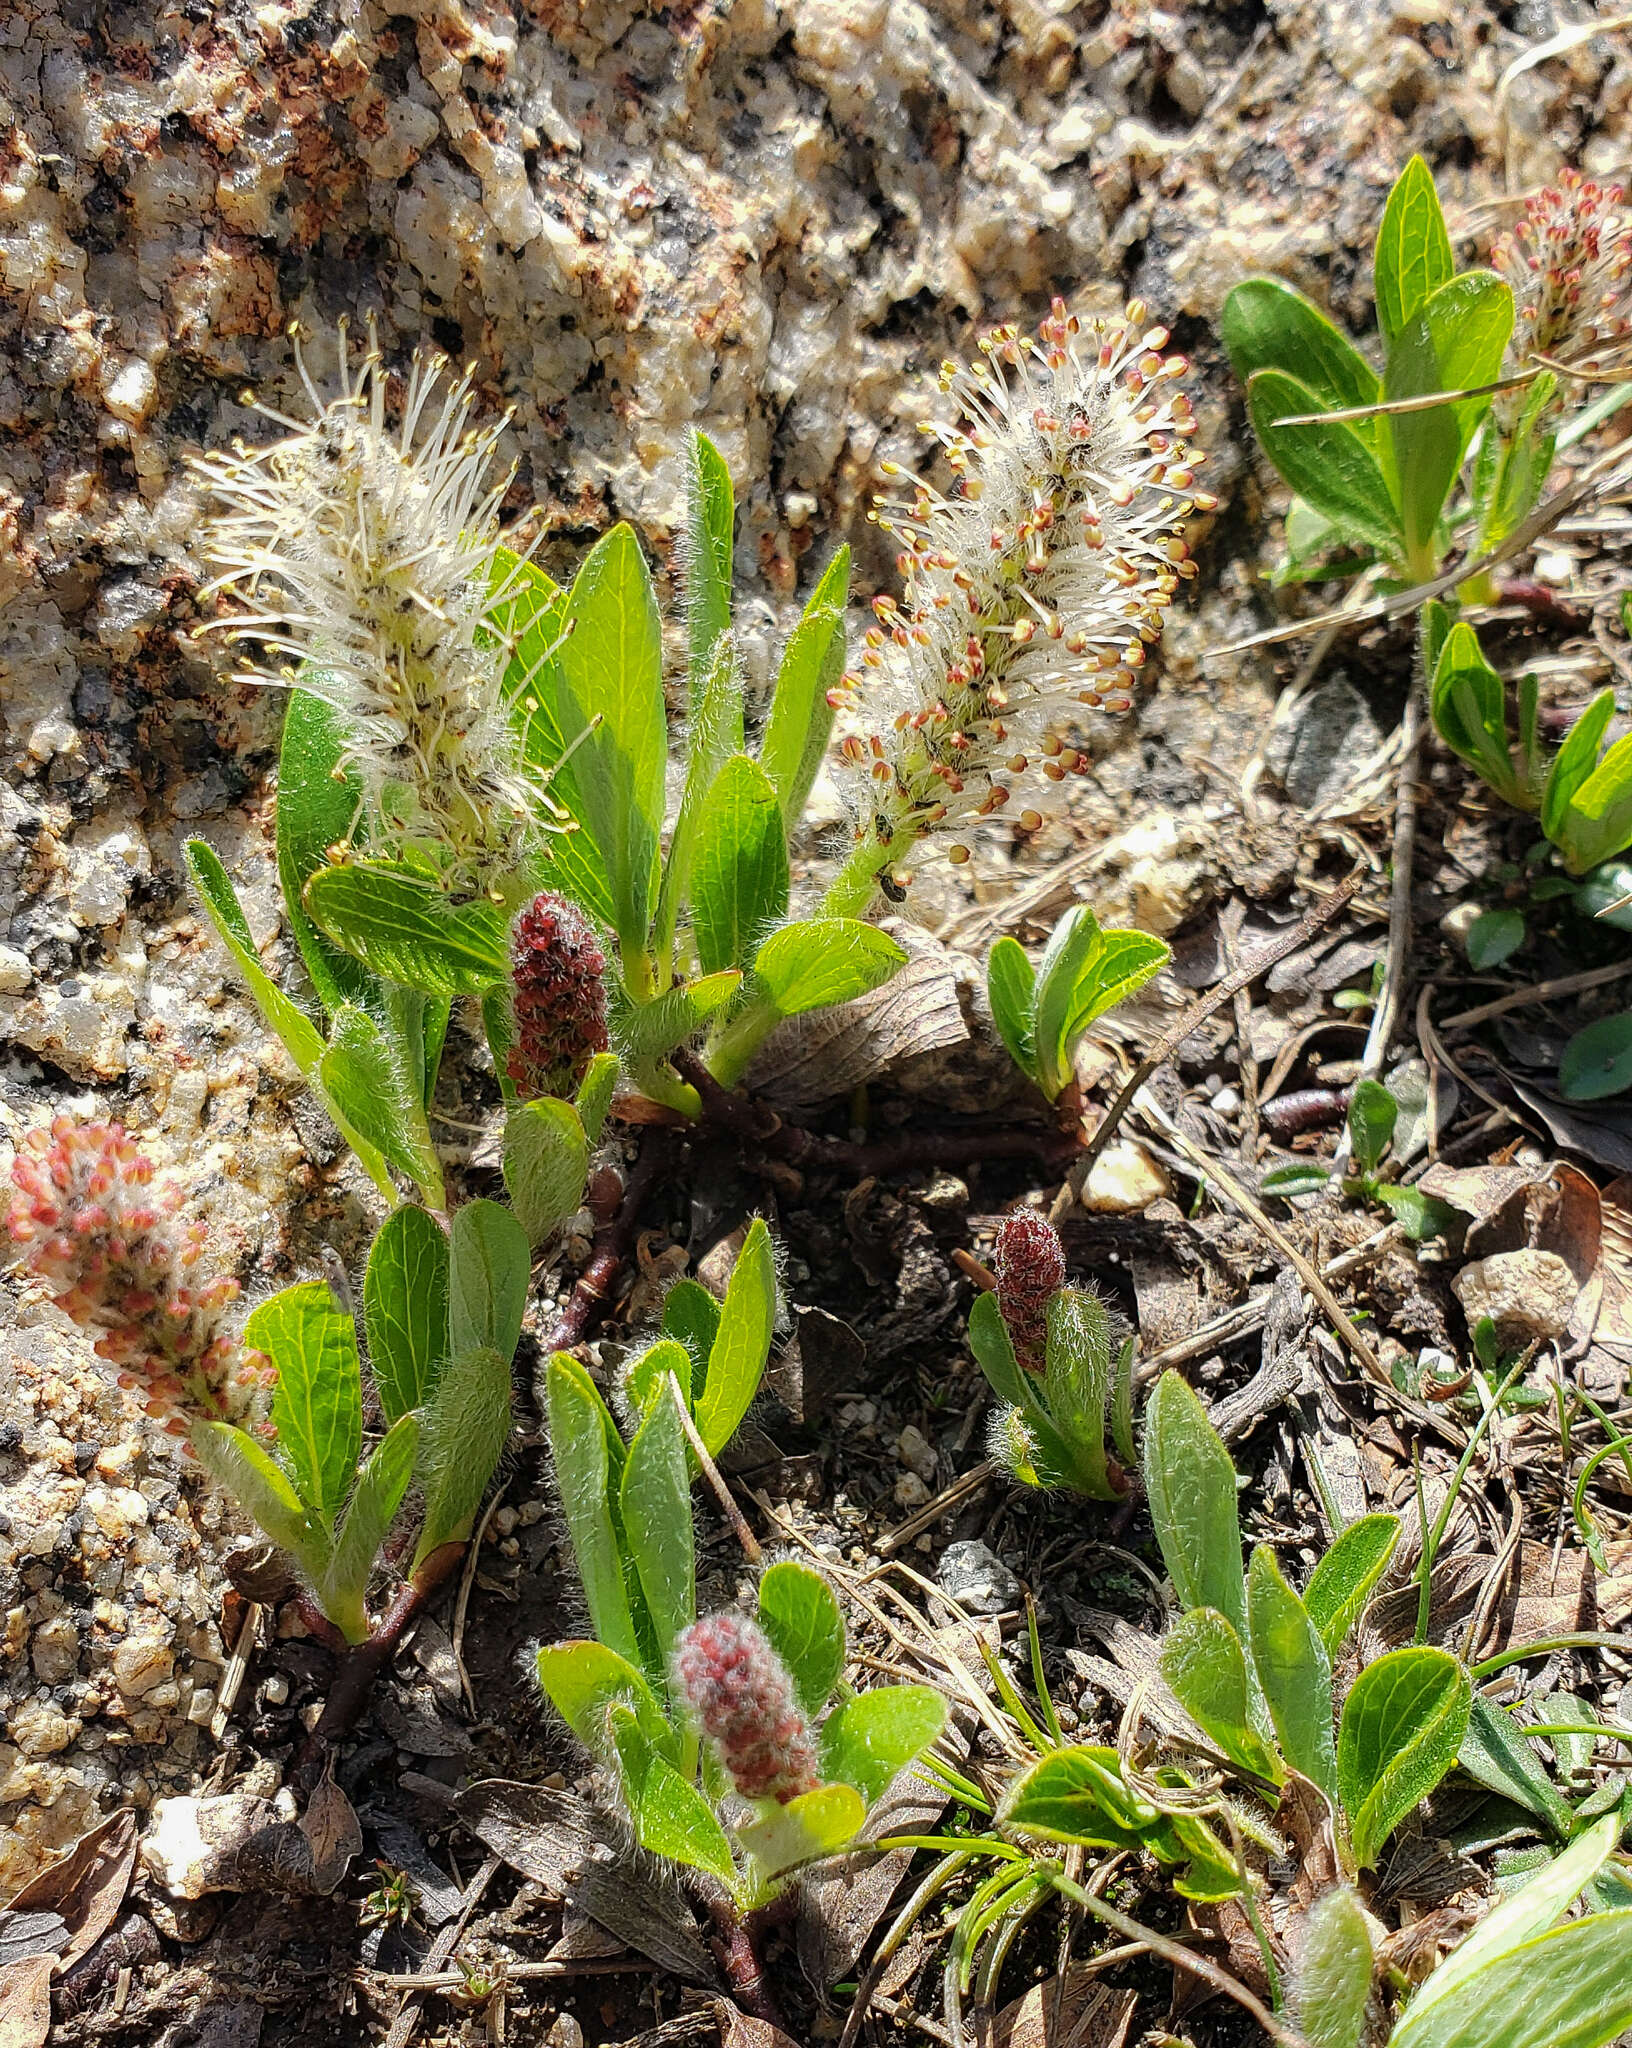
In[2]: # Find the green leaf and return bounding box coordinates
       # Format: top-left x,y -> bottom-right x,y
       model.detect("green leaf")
1406,1812 -> 1619,2024
1555,730 -> 1632,877
1542,690 -> 1617,848
1261,1164 -> 1333,1198
1247,1546 -> 1339,1807
535,1638 -> 677,1764
1559,1014 -> 1632,1102
1304,1513 -> 1401,1660
1384,272 -> 1513,561
1389,1910 -> 1632,2048
758,1560 -> 846,1717
1432,622 -> 1524,808
661,1279 -> 721,1378
412,1344 -> 512,1570
694,1216 -> 776,1457
489,546 -> 570,759
276,689 -> 378,1015
817,1684 -> 948,1805
1160,1608 -> 1282,1782
1142,1372 -> 1245,1633
1374,1182 -> 1461,1242
986,935 -> 1038,1082
304,864 -> 509,995
552,524 -> 667,966
320,1003 -> 444,1207
619,1385 -> 695,1668
616,971 -> 743,1060
1467,907 -> 1526,970
319,1412 -> 420,1642
622,1337 -> 693,1421
1000,1744 -> 1168,1852
1293,1886 -> 1375,2048
575,1050 -> 619,1145
1373,155 -> 1453,347
503,1097 -> 589,1244
1346,1079 -> 1398,1177
752,919 -> 907,1018
189,1418 -> 326,1572
608,1703 -> 738,1888
684,430 -> 736,694
185,839 -> 326,1073
967,1292 -> 1082,1490
1337,1646 -> 1471,1867
363,1205 -> 450,1424
1274,496 -> 1369,583
1458,1693 -> 1578,1838
545,1355 -> 639,1667
690,756 -> 790,975
246,1282 -> 363,1528
760,545 -> 850,827
738,1781 -> 866,1882
1248,369 -> 1404,556
449,1199 -> 531,1365
653,632 -> 744,974
1222,278 -> 1381,414
1042,1288 -> 1119,1499
1032,907 -> 1170,1101
1573,858 -> 1632,932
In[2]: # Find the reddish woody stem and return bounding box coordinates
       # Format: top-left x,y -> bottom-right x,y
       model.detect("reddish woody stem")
538,1130 -> 673,1356
701,1893 -> 789,2029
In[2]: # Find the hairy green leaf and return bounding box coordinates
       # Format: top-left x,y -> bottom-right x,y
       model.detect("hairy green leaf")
684,430 -> 736,696
321,1003 -> 444,1207
760,545 -> 850,827
758,1561 -> 845,1717
1143,1372 -> 1246,1633
1160,1608 -> 1281,1782
363,1205 -> 450,1424
694,1215 -> 776,1457
1222,278 -> 1380,414
545,1355 -> 638,1667
986,936 -> 1038,1083
1337,1646 -> 1470,1866
609,1703 -> 738,1887
1389,1909 -> 1632,2048
320,1412 -> 420,1641
276,689 -> 378,1015
691,756 -> 790,975
1248,369 -> 1403,556
1247,1546 -> 1339,1806
189,1418 -> 325,1573
535,1638 -> 677,1764
247,1282 -> 363,1529
1303,1514 -> 1400,1660
412,1344 -> 512,1570
304,864 -> 509,995
619,1385 -> 695,1669
449,1199 -> 531,1365
1374,155 -> 1453,346
817,1685 -> 948,1805
752,919 -> 906,1018
1293,1886 -> 1374,2048
503,1096 -> 589,1244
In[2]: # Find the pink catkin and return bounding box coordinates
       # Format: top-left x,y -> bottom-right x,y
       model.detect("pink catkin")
6,1118 -> 260,1435
672,1614 -> 819,1805
505,891 -> 611,1102
1492,167 -> 1632,369
994,1208 -> 1068,1373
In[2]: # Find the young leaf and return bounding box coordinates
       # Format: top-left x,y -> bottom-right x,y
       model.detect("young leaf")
319,1412 -> 420,1642
684,430 -> 735,694
1247,370 -> 1404,556
1388,1910 -> 1632,2048
1559,1014 -> 1632,1103
449,1199 -> 531,1365
619,1385 -> 695,1668
1336,1645 -> 1471,1867
185,838 -> 325,1072
760,545 -> 850,826
1384,272 -> 1513,564
662,1279 -> 722,1376
575,1050 -> 619,1145
1345,1079 -> 1398,1178
1303,1513 -> 1401,1660
1373,155 -> 1453,347
986,935 -> 1038,1083
622,1337 -> 693,1421
967,1292 -> 1082,1488
1247,1547 -> 1339,1807
608,1703 -> 738,1888
652,631 -> 744,972
363,1205 -> 451,1424
551,524 -> 667,968
690,756 -> 790,975
189,1418 -> 325,1570
412,1344 -> 512,1570
304,865 -> 509,995
1042,1288 -> 1117,1498
751,919 -> 906,1018
1373,1182 -> 1459,1242
1541,690 -> 1616,846
535,1638 -> 677,1764
617,971 -> 743,1060
1143,1372 -> 1246,1633
757,1560 -> 845,1717
1032,908 -> 1170,1101
545,1356 -> 639,1667
1261,1164 -> 1333,1198
1431,622 -> 1524,807
1466,907 -> 1525,970
1293,1886 -> 1375,2048
1159,1608 -> 1282,1782
1404,1811 -> 1619,2024
999,1744 -> 1164,1851
1222,279 -> 1380,415
694,1215 -> 776,1458
817,1684 -> 948,1805
275,689 -> 377,1015
320,1003 -> 444,1208
738,1781 -> 866,1882
503,1097 -> 589,1244
247,1282 -> 363,1528
1555,730 -> 1632,877
1458,1693 -> 1576,1838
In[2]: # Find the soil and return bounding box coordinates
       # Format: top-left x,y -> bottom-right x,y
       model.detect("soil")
3,0 -> 1632,2045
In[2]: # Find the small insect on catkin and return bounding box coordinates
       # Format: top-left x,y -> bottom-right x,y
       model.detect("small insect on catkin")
505,890 -> 611,1101
672,1614 -> 819,1805
831,295 -> 1210,882
6,1119 -> 262,1434
193,322 -> 558,892
994,1208 -> 1068,1373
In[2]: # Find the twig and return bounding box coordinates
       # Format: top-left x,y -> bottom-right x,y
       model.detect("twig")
1221,899 -> 1260,1159
373,1959 -> 651,1990
877,1461 -> 997,1556
539,1130 -> 672,1355
669,1372 -> 762,1564
1070,866 -> 1365,1189
1440,958 -> 1632,1029
1333,690 -> 1423,1168
452,1485 -> 508,1715
209,1599 -> 263,1742
382,1852 -> 501,2048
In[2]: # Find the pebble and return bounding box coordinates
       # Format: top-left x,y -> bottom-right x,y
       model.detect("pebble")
937,1540 -> 1022,1616
111,1634 -> 174,1699
31,1615 -> 81,1685
895,1425 -> 938,1482
261,1674 -> 290,1707
1081,1140 -> 1171,1214
893,1473 -> 931,1509
1453,1250 -> 1579,1342
10,1700 -> 81,1757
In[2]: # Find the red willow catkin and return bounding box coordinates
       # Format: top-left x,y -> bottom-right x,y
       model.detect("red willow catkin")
672,1614 -> 819,1805
993,1208 -> 1068,1372
505,890 -> 611,1102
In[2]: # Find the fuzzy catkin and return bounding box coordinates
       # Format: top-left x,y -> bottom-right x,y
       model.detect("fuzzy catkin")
672,1614 -> 819,1805
505,891 -> 611,1101
994,1208 -> 1068,1372
1492,167 -> 1632,377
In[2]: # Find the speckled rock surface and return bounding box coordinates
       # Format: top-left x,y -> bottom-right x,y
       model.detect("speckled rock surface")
2,0 -> 1629,1892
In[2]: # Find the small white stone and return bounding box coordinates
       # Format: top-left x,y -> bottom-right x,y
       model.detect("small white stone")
187,1688 -> 216,1726
261,1673 -> 290,1707
102,358 -> 158,427
893,1471 -> 931,1509
1453,1250 -> 1578,1342
1081,1140 -> 1171,1215
0,946 -> 31,993
895,1424 -> 937,1481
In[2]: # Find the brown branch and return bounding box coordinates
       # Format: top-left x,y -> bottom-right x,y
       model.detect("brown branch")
539,1129 -> 674,1355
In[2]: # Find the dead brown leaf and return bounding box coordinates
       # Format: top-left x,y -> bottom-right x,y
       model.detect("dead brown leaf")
299,1768 -> 362,1895
973,1969 -> 1137,2048
715,2005 -> 803,2048
797,1762 -> 954,1989
0,1957 -> 54,2048
1,1810 -> 137,1972
1277,1772 -> 1340,1917
1594,1176 -> 1632,1356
